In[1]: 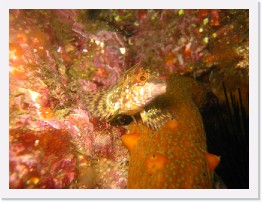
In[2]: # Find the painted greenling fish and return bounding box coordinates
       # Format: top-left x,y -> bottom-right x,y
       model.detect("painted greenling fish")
83,63 -> 174,130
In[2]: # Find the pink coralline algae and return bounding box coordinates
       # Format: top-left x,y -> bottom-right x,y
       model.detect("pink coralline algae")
9,9 -> 129,189
9,128 -> 78,188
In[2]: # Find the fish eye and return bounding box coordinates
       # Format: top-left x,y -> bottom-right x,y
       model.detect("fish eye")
137,73 -> 148,83
140,75 -> 146,81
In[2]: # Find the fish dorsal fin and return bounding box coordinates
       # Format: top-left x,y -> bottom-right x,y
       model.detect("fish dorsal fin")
124,62 -> 143,75
119,62 -> 146,83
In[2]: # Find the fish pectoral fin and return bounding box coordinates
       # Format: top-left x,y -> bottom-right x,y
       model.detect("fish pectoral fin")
140,107 -> 175,130
131,116 -> 137,125
107,109 -> 120,122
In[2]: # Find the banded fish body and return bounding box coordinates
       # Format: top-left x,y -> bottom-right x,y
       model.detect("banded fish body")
83,63 -> 174,130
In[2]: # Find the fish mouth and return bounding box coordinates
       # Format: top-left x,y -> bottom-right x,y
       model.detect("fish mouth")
152,82 -> 167,97
143,82 -> 166,105
152,79 -> 166,85
150,78 -> 167,95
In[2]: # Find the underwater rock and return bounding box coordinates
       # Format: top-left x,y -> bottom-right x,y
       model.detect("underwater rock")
9,9 -> 248,189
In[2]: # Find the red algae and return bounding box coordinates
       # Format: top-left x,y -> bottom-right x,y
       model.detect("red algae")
9,127 -> 78,188
123,75 -> 219,188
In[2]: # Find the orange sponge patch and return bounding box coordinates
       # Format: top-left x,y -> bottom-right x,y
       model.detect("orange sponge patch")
166,120 -> 179,129
205,152 -> 221,173
145,154 -> 167,174
38,107 -> 54,120
121,133 -> 141,153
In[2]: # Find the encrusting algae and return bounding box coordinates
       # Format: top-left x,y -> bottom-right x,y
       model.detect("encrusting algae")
122,74 -> 220,188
